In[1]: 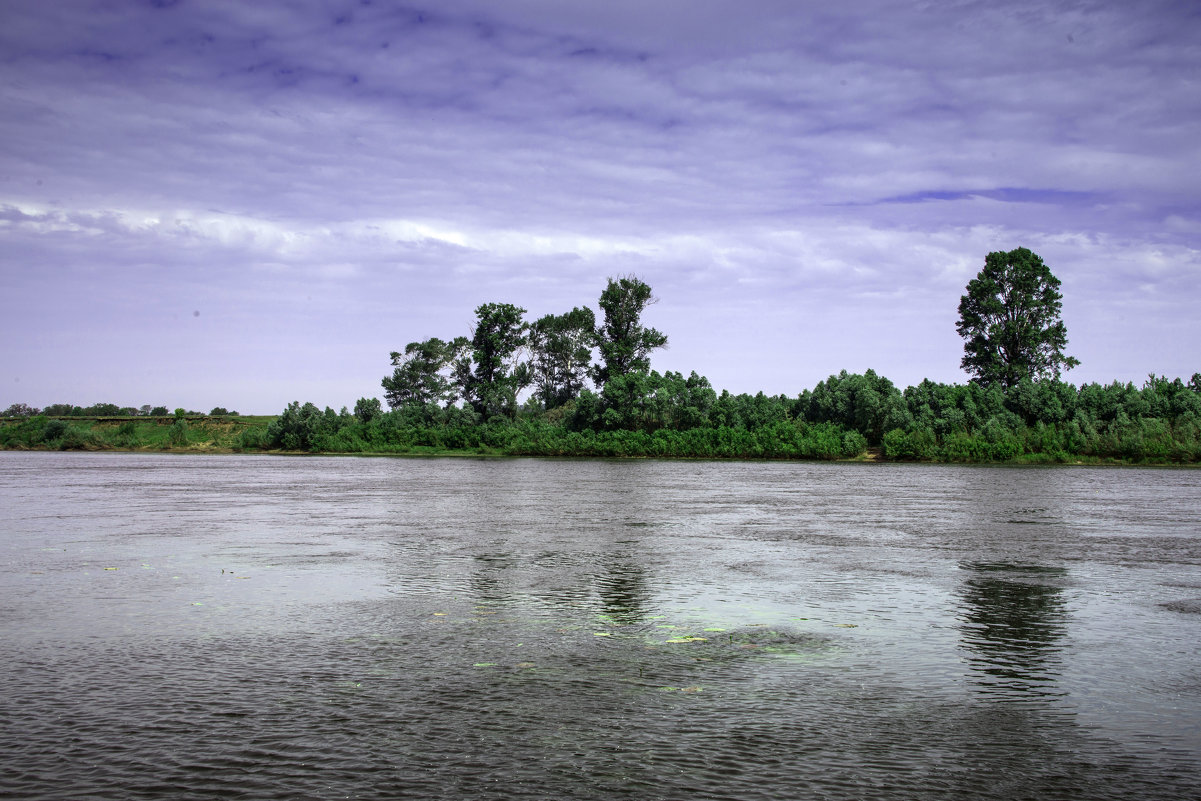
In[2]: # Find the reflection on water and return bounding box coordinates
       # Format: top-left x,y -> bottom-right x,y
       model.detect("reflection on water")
2,453 -> 1201,800
595,551 -> 653,625
958,562 -> 1069,696
471,551 -> 517,605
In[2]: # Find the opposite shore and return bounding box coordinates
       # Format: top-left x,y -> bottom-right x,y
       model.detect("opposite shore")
1,412 -> 1196,466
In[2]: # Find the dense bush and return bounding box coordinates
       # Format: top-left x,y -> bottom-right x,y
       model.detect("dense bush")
6,372 -> 1198,463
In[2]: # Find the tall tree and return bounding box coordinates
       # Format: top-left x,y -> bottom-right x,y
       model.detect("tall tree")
456,303 -> 530,419
381,337 -> 467,409
956,247 -> 1079,387
593,276 -> 668,386
528,307 -> 596,409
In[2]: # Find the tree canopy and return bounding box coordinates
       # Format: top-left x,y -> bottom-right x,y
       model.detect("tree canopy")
381,336 -> 467,410
528,307 -> 596,409
10,269 -> 1201,463
455,303 -> 530,419
956,247 -> 1079,387
593,276 -> 668,387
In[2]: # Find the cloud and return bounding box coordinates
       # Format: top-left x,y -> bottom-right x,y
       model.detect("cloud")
1,0 -> 1199,410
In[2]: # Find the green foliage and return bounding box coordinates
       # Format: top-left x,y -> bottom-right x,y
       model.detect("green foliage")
168,418 -> 189,447
957,247 -> 1079,387
237,426 -> 269,451
382,337 -> 467,409
116,420 -> 139,447
42,418 -> 68,442
150,406 -> 169,416
528,307 -> 596,408
2,403 -> 40,418
596,370 -> 719,432
593,276 -> 667,387
456,303 -> 530,419
881,427 -> 937,460
57,425 -> 103,450
85,403 -> 123,417
807,370 -> 910,445
7,270 -> 1197,463
354,397 -> 382,423
42,404 -> 79,416
0,415 -> 58,447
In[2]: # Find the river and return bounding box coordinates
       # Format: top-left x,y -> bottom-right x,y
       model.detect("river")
1,452 -> 1199,799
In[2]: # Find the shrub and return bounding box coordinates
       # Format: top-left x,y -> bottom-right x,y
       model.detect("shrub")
41,418 -> 68,443
168,419 -> 189,447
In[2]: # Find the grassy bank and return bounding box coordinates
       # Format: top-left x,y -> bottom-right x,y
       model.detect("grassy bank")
2,413 -> 1196,465
0,415 -> 275,454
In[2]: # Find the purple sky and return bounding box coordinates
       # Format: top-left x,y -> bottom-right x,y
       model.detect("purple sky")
2,0 -> 1199,414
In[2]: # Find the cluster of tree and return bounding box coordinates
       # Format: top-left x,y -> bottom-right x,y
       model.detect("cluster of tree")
1,403 -> 238,418
257,396 -> 868,459
380,276 -> 666,423
247,255 -> 1197,463
7,250 -> 1197,462
251,369 -> 1201,462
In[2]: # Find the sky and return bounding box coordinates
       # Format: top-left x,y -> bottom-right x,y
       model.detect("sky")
2,0 -> 1199,414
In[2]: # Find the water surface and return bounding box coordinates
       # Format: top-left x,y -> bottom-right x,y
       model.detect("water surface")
1,453 -> 1199,799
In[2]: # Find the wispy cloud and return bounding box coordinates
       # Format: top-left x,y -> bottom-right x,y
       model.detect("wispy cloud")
1,0 -> 1198,410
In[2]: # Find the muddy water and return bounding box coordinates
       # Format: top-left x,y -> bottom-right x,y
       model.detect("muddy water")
1,452 -> 1199,799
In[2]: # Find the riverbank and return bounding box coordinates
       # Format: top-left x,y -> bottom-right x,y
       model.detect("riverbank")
1,415 -> 1195,465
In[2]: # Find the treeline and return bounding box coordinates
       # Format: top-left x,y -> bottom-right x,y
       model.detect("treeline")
0,411 -> 263,452
5,370 -> 1198,461
243,369 -> 1201,463
2,403 -> 239,418
6,263 -> 1199,463
243,271 -> 1200,463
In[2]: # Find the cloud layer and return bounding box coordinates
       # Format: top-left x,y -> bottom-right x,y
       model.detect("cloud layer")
2,0 -> 1198,411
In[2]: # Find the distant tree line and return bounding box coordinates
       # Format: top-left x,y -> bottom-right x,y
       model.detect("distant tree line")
5,251 -> 1199,462
247,258 -> 1200,463
1,403 -> 238,418
251,369 -> 1201,462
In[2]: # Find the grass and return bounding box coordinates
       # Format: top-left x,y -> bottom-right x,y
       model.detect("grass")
0,415 -> 276,454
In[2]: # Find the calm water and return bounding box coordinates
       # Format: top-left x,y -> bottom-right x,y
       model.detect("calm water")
1,452 -> 1200,800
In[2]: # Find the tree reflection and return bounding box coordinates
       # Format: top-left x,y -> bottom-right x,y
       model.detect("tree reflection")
594,553 -> 653,625
470,551 -> 517,605
463,544 -> 653,626
957,562 -> 1069,697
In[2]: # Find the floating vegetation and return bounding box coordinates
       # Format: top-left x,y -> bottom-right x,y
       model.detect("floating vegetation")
648,626 -> 838,664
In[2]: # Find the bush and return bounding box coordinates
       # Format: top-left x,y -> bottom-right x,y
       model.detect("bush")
168,418 -> 189,447
58,425 -> 103,450
237,426 -> 269,451
881,428 -> 936,461
354,397 -> 382,424
41,419 -> 68,443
